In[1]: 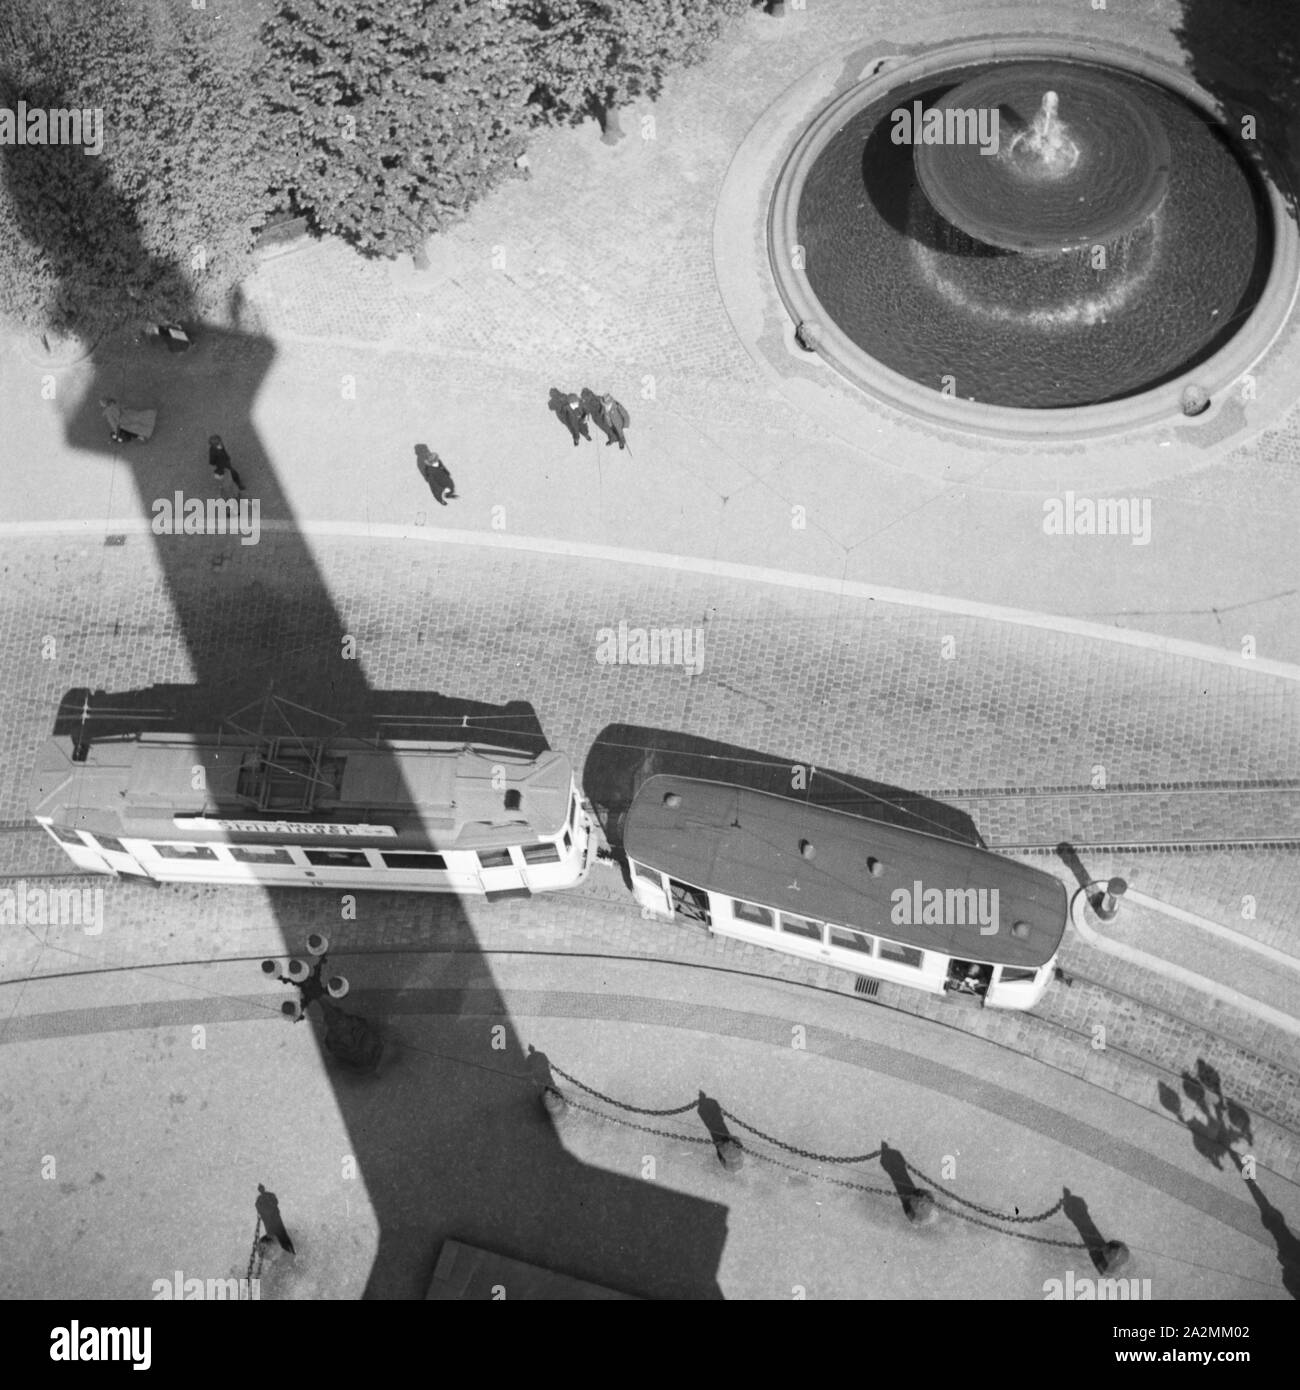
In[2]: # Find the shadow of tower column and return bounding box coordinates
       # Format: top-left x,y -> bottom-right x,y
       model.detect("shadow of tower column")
4,71 -> 727,1299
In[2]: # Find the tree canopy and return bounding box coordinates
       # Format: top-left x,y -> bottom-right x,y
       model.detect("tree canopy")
0,0 -> 265,338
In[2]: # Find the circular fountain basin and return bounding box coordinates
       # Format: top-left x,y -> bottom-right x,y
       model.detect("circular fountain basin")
766,37 -> 1297,428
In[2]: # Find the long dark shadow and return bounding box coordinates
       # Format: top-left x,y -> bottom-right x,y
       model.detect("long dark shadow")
7,78 -> 726,1298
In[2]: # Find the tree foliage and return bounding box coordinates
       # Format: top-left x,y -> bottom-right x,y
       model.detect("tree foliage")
512,0 -> 755,124
0,0 -> 266,339
256,0 -> 757,255
258,0 -> 535,257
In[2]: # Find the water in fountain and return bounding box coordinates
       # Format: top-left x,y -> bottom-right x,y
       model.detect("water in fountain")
795,59 -> 1269,405
1005,91 -> 1080,177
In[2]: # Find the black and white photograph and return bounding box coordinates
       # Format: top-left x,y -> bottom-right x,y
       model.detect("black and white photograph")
0,0 -> 1297,1350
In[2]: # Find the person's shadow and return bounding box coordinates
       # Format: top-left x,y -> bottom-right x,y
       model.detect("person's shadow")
255,1184 -> 295,1255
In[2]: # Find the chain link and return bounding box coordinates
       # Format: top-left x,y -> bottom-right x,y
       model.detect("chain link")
721,1107 -> 880,1165
550,1063 -> 699,1116
246,1218 -> 264,1284
901,1158 -> 1067,1225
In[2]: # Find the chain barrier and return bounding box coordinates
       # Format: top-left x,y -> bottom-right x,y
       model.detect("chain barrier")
720,1107 -> 880,1165
564,1094 -> 714,1145
562,1090 -> 1090,1246
549,1063 -> 699,1117
901,1158 -> 1067,1225
245,1218 -> 264,1283
549,1064 -> 1087,1241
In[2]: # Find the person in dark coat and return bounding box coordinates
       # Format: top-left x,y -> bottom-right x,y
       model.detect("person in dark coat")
580,387 -> 615,445
547,388 -> 591,446
99,396 -> 157,443
414,444 -> 457,504
601,393 -> 630,450
209,435 -> 246,493
255,1184 -> 296,1255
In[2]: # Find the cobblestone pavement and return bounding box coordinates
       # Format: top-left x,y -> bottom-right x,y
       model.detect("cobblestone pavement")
2,533 -> 1297,1187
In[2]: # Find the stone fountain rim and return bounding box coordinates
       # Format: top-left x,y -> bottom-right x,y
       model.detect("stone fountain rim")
766,33 -> 1300,438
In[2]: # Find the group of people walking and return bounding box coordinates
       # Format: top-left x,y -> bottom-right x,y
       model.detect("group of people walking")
99,380 -> 636,514
548,387 -> 630,450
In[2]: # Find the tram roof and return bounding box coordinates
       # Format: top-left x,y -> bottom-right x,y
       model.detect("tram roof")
30,734 -> 574,850
624,775 -> 1067,968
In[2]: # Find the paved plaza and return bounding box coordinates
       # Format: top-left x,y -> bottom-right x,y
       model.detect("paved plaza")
0,0 -> 1298,1303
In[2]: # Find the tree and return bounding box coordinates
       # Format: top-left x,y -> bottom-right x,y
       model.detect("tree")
512,0 -> 756,129
0,0 -> 267,340
258,0 -> 534,257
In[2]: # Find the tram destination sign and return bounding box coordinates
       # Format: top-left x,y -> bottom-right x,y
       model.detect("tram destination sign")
171,817 -> 397,837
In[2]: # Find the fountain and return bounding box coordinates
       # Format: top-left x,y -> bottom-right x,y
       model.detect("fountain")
775,49 -> 1280,412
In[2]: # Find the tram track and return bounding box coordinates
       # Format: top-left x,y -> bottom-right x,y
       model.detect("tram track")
1,937 -> 1297,1158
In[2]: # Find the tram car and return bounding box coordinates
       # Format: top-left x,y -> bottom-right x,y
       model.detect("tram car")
623,775 -> 1068,1009
30,731 -> 595,899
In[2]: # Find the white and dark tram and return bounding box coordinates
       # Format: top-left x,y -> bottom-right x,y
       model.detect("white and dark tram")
623,775 -> 1068,1009
30,730 -> 595,899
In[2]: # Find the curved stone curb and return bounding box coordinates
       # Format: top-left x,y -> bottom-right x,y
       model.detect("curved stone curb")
1069,886 -> 1300,1037
7,516 -> 1299,683
12,329 -> 102,371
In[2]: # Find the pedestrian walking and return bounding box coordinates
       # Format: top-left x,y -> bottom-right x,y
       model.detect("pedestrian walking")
255,1184 -> 295,1255
209,435 -> 245,493
99,396 -> 157,444
580,387 -> 616,445
600,393 -> 630,451
547,387 -> 591,447
414,444 -> 457,504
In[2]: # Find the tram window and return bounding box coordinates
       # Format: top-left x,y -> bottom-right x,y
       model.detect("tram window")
999,966 -> 1038,984
522,843 -> 562,865
305,849 -> 370,868
780,912 -> 824,942
155,843 -> 219,860
878,938 -> 923,968
228,845 -> 294,864
828,924 -> 874,955
477,848 -> 514,869
731,900 -> 774,928
90,834 -> 127,854
563,831 -> 572,851
568,796 -> 578,831
49,825 -> 86,846
632,861 -> 663,886
381,851 -> 448,870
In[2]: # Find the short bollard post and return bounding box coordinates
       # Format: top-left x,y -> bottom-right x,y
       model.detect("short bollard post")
1180,384 -> 1210,416
542,1086 -> 568,1120
717,1138 -> 744,1172
795,320 -> 820,353
903,1191 -> 936,1224
1094,877 -> 1128,922
1098,1240 -> 1130,1274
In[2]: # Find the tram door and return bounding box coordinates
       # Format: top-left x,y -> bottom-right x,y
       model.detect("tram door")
669,878 -> 712,927
476,847 -> 530,899
83,833 -> 155,883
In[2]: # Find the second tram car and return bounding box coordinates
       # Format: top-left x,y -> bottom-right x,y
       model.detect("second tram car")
30,731 -> 595,898
623,774 -> 1067,1009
